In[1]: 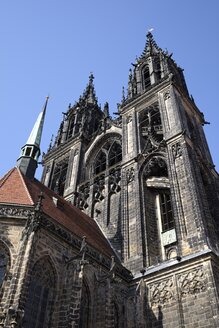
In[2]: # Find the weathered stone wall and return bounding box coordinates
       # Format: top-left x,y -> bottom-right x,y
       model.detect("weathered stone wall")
133,255 -> 219,328
0,208 -> 129,328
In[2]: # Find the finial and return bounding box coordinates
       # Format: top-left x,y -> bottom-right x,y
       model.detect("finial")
147,27 -> 154,33
89,72 -> 94,84
48,134 -> 54,151
122,86 -> 125,103
35,192 -> 45,212
140,27 -> 161,58
103,102 -> 109,118
146,28 -> 154,38
43,95 -> 49,112
129,68 -> 133,81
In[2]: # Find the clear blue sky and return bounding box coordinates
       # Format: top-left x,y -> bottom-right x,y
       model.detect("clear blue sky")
0,1 -> 218,179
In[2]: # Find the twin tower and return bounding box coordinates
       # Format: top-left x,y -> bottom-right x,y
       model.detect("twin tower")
18,32 -> 219,276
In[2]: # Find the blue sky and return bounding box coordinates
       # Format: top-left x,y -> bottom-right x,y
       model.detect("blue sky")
0,1 -> 218,179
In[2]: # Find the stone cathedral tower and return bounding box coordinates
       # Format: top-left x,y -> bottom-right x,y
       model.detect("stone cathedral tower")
42,32 -> 219,274
1,32 -> 219,327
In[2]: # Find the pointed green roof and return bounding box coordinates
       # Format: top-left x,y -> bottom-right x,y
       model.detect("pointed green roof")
26,96 -> 49,147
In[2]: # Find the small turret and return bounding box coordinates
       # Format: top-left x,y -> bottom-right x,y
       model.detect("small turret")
17,97 -> 48,179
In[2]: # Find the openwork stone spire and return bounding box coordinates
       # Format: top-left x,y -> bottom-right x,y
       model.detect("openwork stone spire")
140,31 -> 162,58
80,73 -> 98,106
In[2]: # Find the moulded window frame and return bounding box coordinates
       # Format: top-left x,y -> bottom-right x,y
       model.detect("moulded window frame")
93,141 -> 122,176
0,244 -> 10,289
155,190 -> 175,261
142,65 -> 151,90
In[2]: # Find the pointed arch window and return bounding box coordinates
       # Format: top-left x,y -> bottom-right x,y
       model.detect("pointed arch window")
51,158 -> 69,196
23,258 -> 56,328
142,66 -> 151,89
0,244 -> 9,288
109,142 -> 122,167
79,281 -> 90,328
93,140 -> 122,176
112,301 -> 119,328
94,151 -> 107,175
67,116 -> 75,139
159,190 -> 174,232
155,56 -> 162,81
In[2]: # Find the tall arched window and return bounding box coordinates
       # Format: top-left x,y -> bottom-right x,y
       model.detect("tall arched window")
79,281 -> 90,328
93,140 -> 122,176
67,116 -> 75,139
23,258 -> 56,328
159,190 -> 174,232
94,151 -> 107,175
142,157 -> 176,264
51,158 -> 69,196
142,66 -> 151,89
112,301 -> 119,328
109,142 -> 122,167
155,56 -> 162,81
0,244 -> 9,288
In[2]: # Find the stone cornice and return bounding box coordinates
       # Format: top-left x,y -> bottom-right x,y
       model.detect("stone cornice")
0,204 -> 33,219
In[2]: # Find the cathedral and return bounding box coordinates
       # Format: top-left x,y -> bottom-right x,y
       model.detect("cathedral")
0,32 -> 219,327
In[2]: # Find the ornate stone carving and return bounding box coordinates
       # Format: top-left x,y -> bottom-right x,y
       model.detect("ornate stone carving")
93,175 -> 105,201
164,91 -> 170,100
75,183 -> 90,210
144,157 -> 168,178
63,236 -> 89,274
126,167 -> 135,184
8,306 -> 24,328
22,193 -> 44,239
139,104 -> 164,155
172,142 -> 182,159
109,169 -> 121,193
45,164 -> 51,173
0,309 -> 6,327
126,115 -> 132,124
95,256 -> 118,284
74,148 -> 79,156
178,267 -> 206,297
0,206 -> 32,218
149,278 -> 174,306
212,265 -> 219,294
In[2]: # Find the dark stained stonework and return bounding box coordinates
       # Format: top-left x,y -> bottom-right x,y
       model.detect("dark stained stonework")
1,32 -> 219,327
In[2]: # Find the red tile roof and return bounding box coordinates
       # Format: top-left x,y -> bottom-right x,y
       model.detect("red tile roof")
0,168 -> 34,205
0,167 -> 115,258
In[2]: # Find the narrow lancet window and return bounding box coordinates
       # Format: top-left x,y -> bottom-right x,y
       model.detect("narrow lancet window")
51,158 -> 69,196
159,191 -> 174,232
109,142 -> 122,167
142,66 -> 151,89
0,245 -> 9,288
23,258 -> 55,328
94,151 -> 107,175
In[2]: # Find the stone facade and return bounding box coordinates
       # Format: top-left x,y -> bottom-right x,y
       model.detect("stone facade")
1,32 -> 219,327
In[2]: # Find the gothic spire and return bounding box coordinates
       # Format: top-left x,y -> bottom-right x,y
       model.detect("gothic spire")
26,96 -> 49,147
80,73 -> 98,106
17,97 -> 49,179
140,31 -> 162,58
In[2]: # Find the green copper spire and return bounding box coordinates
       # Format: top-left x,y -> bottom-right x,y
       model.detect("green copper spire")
17,97 -> 49,179
26,96 -> 49,147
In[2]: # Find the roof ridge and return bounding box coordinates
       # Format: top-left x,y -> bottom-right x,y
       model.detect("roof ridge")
17,168 -> 34,205
0,167 -> 16,188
